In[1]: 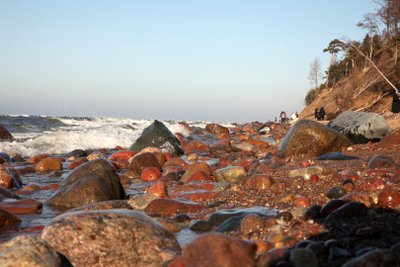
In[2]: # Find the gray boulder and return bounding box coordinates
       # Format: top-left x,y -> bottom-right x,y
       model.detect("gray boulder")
46,158 -> 125,208
0,235 -> 62,267
41,209 -> 181,267
129,120 -> 184,156
278,119 -> 352,157
328,111 -> 389,144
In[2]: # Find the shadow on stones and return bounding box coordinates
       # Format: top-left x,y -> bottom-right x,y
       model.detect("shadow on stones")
266,202 -> 400,267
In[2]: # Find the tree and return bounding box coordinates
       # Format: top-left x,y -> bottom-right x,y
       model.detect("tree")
323,39 -> 345,87
308,57 -> 322,89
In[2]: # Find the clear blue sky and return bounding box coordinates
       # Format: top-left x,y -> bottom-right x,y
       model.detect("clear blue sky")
0,0 -> 377,122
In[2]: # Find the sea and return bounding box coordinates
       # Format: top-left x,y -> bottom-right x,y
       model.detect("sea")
0,115 -> 233,157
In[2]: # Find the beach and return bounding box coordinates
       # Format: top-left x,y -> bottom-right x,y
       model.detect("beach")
0,114 -> 399,266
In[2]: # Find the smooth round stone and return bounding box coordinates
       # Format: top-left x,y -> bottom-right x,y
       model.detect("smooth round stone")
324,202 -> 368,227
213,166 -> 246,183
320,199 -> 347,218
303,204 -> 321,221
244,174 -> 273,190
289,248 -> 318,267
294,196 -> 311,207
378,188 -> 400,209
240,214 -> 265,235
276,211 -> 293,223
326,186 -> 347,199
288,165 -> 326,179
368,155 -> 396,169
190,220 -> 212,232
128,193 -> 157,210
141,167 -> 161,181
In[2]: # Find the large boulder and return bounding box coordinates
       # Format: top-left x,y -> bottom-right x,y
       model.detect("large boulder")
46,158 -> 125,208
129,120 -> 184,156
0,125 -> 13,141
0,235 -> 62,267
278,119 -> 352,158
41,209 -> 181,267
328,111 -> 389,144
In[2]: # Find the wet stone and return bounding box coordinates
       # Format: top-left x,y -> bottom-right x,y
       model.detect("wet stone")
288,166 -> 325,179
41,209 -> 181,267
320,199 -> 347,218
0,235 -> 62,267
326,186 -> 347,199
208,207 -> 275,227
0,198 -> 42,215
145,198 -> 203,217
316,152 -> 358,160
240,214 -> 266,235
213,166 -> 246,183
324,202 -> 368,227
189,220 -> 212,232
128,193 -> 157,210
378,188 -> 400,209
182,233 -> 256,267
368,154 -> 397,169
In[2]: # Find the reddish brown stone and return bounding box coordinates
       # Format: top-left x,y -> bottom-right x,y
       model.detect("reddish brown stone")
245,174 -> 273,190
173,191 -> 219,202
128,152 -> 161,173
68,157 -> 88,170
181,162 -> 211,182
293,196 -> 311,207
0,166 -> 18,189
27,154 -> 50,164
186,170 -> 214,183
205,123 -> 229,136
108,150 -> 136,162
0,208 -> 20,229
35,157 -> 63,172
41,184 -> 60,190
148,180 -> 169,198
173,183 -> 214,194
164,157 -> 188,167
0,199 -> 42,215
167,256 -> 184,267
0,125 -> 13,141
184,140 -> 210,154
182,233 -> 256,267
378,188 -> 400,208
141,167 -> 161,181
13,165 -> 36,176
145,198 -> 203,216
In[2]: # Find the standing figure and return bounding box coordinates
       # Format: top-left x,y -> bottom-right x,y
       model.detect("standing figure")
279,111 -> 288,124
314,108 -> 319,120
318,107 -> 326,121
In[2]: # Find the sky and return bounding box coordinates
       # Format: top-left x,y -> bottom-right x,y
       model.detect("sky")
0,0 -> 378,122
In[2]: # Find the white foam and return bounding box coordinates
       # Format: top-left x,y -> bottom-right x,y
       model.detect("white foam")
0,118 -> 191,157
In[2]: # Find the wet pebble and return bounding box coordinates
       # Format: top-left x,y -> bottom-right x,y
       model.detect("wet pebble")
368,154 -> 397,169
141,167 -> 161,181
326,186 -> 347,199
240,214 -> 265,235
245,174 -> 273,190
190,220 -> 212,232
378,188 -> 400,208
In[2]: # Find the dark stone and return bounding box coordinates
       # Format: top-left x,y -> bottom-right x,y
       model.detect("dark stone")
324,202 -> 368,227
216,216 -> 243,233
128,152 -> 161,174
129,120 -> 184,156
190,220 -> 212,232
0,125 -> 13,141
320,199 -> 347,218
208,207 -> 275,227
278,120 -> 352,158
328,111 -> 389,144
67,149 -> 87,157
327,186 -> 347,199
368,154 -> 397,169
0,153 -> 12,163
342,249 -> 400,267
316,152 -> 359,160
46,158 -> 126,208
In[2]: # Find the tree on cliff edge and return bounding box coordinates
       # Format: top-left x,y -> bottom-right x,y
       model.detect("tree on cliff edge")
323,39 -> 345,87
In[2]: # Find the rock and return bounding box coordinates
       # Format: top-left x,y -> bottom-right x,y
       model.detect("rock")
324,202 -> 368,227
0,199 -> 42,215
181,162 -> 211,182
378,188 -> 400,208
289,248 -> 318,267
0,235 -> 62,267
368,155 -> 397,169
320,199 -> 347,218
41,210 -> 181,267
213,166 -> 246,183
27,154 -> 49,164
46,158 -> 125,208
35,157 -> 63,172
0,187 -> 20,200
316,152 -> 359,160
128,152 -> 161,174
69,200 -> 132,212
189,220 -> 212,232
182,233 -> 256,267
328,111 -> 389,144
185,170 -> 214,183
342,249 -> 400,267
244,174 -> 273,190
0,153 -> 12,163
240,214 -> 265,235
278,120 -> 351,157
205,123 -> 229,136
0,208 -> 20,229
141,167 -> 161,181
208,207 -> 274,227
288,165 -> 326,179
108,150 -> 136,162
148,180 -> 169,198
128,193 -> 157,210
145,198 -> 203,217
129,120 -> 184,156
216,216 -> 243,233
68,157 -> 88,169
184,140 -> 210,153
327,186 -> 347,199
68,149 -> 87,157
0,125 -> 13,141
0,166 -> 21,189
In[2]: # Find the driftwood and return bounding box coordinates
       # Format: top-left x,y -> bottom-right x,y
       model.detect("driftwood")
354,91 -> 391,112
352,77 -> 380,99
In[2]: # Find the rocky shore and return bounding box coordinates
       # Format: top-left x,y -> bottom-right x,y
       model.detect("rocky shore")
0,112 -> 400,266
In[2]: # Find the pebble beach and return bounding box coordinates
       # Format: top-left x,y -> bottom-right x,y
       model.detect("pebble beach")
0,113 -> 399,266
